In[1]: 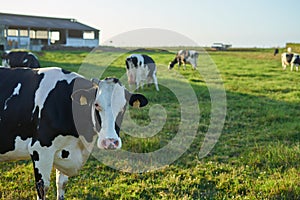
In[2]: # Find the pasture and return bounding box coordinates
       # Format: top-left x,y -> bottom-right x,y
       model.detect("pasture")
0,48 -> 299,199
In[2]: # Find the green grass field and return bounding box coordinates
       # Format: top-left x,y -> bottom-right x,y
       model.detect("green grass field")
0,48 -> 299,199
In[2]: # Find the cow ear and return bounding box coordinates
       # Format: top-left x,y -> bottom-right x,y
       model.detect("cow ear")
71,88 -> 97,106
125,90 -> 148,108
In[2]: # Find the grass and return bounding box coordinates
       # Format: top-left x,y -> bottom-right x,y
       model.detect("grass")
0,48 -> 299,199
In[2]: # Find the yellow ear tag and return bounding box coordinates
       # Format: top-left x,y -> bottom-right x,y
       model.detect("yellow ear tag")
133,100 -> 140,108
80,95 -> 88,105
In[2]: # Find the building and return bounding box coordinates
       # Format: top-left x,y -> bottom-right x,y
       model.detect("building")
0,13 -> 100,51
211,43 -> 232,51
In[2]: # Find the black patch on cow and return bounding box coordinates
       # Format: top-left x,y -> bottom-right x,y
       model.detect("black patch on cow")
61,68 -> 72,74
293,55 -> 300,65
61,150 -> 70,159
0,68 -> 44,154
131,57 -> 138,68
141,55 -> 156,78
286,53 -> 294,63
125,60 -> 130,69
31,151 -> 40,161
37,80 -> 79,147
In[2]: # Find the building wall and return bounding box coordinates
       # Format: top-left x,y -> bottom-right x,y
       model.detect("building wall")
66,37 -> 99,47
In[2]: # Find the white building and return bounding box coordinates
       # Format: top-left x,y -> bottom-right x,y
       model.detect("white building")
0,13 -> 100,51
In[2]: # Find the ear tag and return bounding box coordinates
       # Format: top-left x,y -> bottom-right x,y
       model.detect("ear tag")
80,95 -> 88,105
133,100 -> 140,108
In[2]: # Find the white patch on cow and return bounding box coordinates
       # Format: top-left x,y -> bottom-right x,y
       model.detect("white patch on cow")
4,83 -> 22,110
95,79 -> 125,149
52,135 -> 96,177
0,136 -> 31,161
28,134 -> 93,187
33,67 -> 81,118
56,169 -> 69,199
23,58 -> 28,64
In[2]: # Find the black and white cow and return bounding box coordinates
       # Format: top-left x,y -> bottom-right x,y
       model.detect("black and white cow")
0,67 -> 148,200
281,53 -> 300,71
291,54 -> 300,71
125,54 -> 159,91
168,50 -> 199,70
1,51 -> 41,68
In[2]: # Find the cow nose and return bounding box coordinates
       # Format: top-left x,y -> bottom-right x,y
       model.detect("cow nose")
101,138 -> 119,150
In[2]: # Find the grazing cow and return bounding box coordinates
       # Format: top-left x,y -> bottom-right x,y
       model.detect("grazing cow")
291,54 -> 300,71
125,54 -> 159,91
168,50 -> 199,70
281,53 -> 300,71
0,67 -> 148,200
1,51 -> 41,68
273,48 -> 279,56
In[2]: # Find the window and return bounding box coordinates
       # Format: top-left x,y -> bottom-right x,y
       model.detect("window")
7,29 -> 18,36
83,31 -> 95,39
36,30 -> 48,39
50,31 -> 60,44
20,30 -> 28,37
30,30 -> 36,38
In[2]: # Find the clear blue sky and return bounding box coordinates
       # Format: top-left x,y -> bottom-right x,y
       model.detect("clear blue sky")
1,0 -> 299,47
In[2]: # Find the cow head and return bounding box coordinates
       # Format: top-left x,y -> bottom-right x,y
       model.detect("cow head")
125,56 -> 139,84
168,57 -> 178,70
72,77 -> 148,150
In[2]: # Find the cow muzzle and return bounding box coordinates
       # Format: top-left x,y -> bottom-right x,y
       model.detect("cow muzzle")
100,138 -> 121,150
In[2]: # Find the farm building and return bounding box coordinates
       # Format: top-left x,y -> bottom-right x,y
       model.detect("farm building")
0,13 -> 100,51
211,43 -> 232,51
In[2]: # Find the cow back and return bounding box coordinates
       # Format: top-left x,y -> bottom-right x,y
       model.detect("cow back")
142,54 -> 156,77
0,68 -> 43,153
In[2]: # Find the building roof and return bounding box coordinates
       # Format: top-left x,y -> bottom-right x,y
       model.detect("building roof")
0,13 -> 99,31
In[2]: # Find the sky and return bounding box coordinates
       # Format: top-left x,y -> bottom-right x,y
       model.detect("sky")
1,0 -> 299,47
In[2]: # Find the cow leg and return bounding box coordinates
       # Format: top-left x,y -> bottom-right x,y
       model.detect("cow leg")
30,148 -> 54,200
192,63 -> 197,70
152,73 -> 159,91
282,61 -> 287,70
291,63 -> 294,71
56,169 -> 69,200
177,58 -> 181,70
182,59 -> 186,70
136,77 -> 143,90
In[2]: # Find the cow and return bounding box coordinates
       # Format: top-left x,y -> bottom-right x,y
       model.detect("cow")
125,54 -> 159,91
168,50 -> 199,70
1,51 -> 41,68
0,67 -> 148,200
281,53 -> 300,71
291,54 -> 300,71
273,48 -> 279,56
